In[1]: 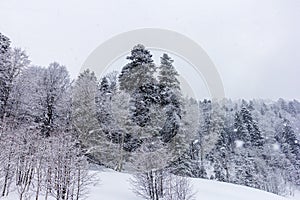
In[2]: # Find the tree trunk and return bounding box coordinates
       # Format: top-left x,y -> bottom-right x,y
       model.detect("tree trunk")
2,151 -> 12,197
76,168 -> 81,200
116,133 -> 125,172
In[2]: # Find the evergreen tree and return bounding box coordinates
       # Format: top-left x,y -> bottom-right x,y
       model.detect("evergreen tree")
0,32 -> 11,121
99,76 -> 109,93
96,75 -> 114,136
275,118 -> 300,186
234,107 -> 264,148
276,118 -> 299,157
0,33 -> 11,122
0,33 -> 10,55
234,111 -> 251,147
197,99 -> 213,178
209,102 -> 233,182
158,53 -> 180,90
119,44 -> 159,129
158,54 -> 182,143
119,44 -> 156,94
130,81 -> 161,127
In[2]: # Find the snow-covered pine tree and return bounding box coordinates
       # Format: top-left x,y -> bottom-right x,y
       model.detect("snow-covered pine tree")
196,99 -> 213,178
233,110 -> 251,148
275,118 -> 300,186
276,118 -> 299,158
119,44 -> 156,94
234,106 -> 264,148
158,53 -> 180,90
0,32 -> 12,121
129,80 -> 161,127
167,97 -> 199,177
232,105 -> 267,189
158,53 -> 182,143
118,45 -> 161,129
96,76 -> 114,131
0,33 -> 10,54
207,101 -> 233,182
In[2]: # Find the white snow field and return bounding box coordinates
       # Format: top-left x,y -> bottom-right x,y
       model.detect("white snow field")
2,168 -> 300,200
88,169 -> 299,200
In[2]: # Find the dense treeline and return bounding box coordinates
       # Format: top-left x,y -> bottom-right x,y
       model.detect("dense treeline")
1,32 -> 299,199
178,98 -> 300,195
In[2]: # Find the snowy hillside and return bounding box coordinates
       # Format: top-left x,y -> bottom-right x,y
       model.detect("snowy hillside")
87,169 -> 299,200
2,168 -> 299,200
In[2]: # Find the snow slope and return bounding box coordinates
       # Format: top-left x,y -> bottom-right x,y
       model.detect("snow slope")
3,168 -> 299,200
88,169 -> 299,200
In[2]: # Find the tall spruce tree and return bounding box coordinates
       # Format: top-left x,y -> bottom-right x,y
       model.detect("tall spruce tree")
275,118 -> 300,186
158,53 -> 182,142
119,44 -> 156,94
0,33 -> 11,121
234,106 -> 264,148
158,53 -> 180,90
119,44 -> 158,128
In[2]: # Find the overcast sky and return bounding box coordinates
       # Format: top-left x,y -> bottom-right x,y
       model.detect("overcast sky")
1,0 -> 299,100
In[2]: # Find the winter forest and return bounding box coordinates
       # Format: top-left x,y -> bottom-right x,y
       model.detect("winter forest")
0,32 -> 300,200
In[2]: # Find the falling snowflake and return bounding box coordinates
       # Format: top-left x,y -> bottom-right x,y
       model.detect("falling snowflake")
234,128 -> 238,132
272,143 -> 280,151
235,140 -> 244,148
295,140 -> 298,144
89,130 -> 95,134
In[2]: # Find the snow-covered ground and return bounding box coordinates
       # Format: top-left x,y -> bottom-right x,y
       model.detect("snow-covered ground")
3,168 -> 300,200
88,169 -> 299,200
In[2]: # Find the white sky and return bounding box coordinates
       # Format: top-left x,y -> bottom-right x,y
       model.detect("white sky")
1,0 -> 299,100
